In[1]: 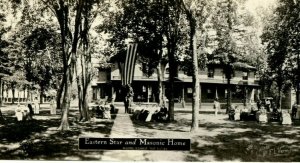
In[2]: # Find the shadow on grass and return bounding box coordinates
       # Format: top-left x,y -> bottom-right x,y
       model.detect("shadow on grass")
0,118 -> 50,143
0,111 -> 116,160
187,120 -> 300,162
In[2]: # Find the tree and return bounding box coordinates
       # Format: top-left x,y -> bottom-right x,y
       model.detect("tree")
35,0 -> 107,130
2,1 -> 63,105
0,10 -> 11,123
22,27 -> 61,103
0,13 -> 11,107
179,0 -> 210,131
281,0 -> 300,105
0,1 -> 24,106
163,0 -> 186,121
261,0 -> 297,109
211,0 -> 239,112
97,0 -> 169,106
99,0 -> 192,121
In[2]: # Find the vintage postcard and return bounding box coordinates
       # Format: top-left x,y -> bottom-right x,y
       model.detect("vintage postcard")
0,0 -> 299,162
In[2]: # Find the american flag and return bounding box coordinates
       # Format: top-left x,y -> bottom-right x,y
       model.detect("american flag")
122,43 -> 138,86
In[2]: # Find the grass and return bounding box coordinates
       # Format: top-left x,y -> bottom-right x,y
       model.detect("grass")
1,104 -> 300,161
0,107 -> 116,160
130,112 -> 300,162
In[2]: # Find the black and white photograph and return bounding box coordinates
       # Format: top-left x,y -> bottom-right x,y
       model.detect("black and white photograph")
0,0 -> 300,162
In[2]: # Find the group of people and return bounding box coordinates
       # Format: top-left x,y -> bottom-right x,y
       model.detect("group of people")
131,106 -> 169,122
256,99 -> 277,113
15,97 -> 57,122
91,102 -> 113,120
15,97 -> 39,121
213,97 -> 297,124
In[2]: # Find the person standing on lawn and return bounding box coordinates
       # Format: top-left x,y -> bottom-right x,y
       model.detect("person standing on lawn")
214,98 -> 220,116
34,97 -> 39,114
50,97 -> 56,115
124,84 -> 134,113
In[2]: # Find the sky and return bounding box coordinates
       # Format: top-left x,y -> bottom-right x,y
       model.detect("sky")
245,0 -> 277,14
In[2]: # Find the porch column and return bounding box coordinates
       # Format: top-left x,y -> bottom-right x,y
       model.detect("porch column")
250,88 -> 255,103
182,86 -> 185,108
147,84 -> 150,103
111,86 -> 115,105
215,87 -> 218,99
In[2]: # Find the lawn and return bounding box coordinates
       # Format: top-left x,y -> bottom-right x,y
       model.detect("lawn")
131,112 -> 300,162
1,104 -> 300,161
0,106 -> 115,160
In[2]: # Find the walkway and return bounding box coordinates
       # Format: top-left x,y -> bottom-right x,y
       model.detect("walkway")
109,108 -> 138,138
101,106 -> 145,161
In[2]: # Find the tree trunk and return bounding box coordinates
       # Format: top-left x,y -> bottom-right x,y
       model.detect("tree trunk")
40,86 -> 43,104
77,77 -> 83,121
0,78 -> 2,107
296,87 -> 299,105
0,109 -> 5,124
189,15 -> 199,132
12,84 -> 15,104
190,25 -> 200,132
0,79 -> 4,123
26,85 -> 30,101
227,77 -> 232,113
81,88 -> 90,121
77,48 -> 91,122
157,61 -> 166,107
167,46 -> 176,122
58,51 -> 76,131
1,82 -> 4,105
75,60 -> 83,121
6,86 -> 8,103
58,71 -> 71,131
56,76 -> 65,112
278,88 -> 282,110
297,53 -> 300,104
58,102 -> 70,131
81,70 -> 91,121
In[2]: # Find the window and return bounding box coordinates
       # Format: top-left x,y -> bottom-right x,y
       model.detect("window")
243,71 -> 248,80
208,68 -> 214,78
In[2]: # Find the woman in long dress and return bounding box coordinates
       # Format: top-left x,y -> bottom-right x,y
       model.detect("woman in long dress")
50,97 -> 56,115
34,97 -> 39,114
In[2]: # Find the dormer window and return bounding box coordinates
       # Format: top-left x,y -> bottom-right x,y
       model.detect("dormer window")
243,71 -> 248,80
208,68 -> 214,78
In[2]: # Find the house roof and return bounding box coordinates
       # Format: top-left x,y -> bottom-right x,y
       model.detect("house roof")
164,77 -> 185,83
207,61 -> 256,71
